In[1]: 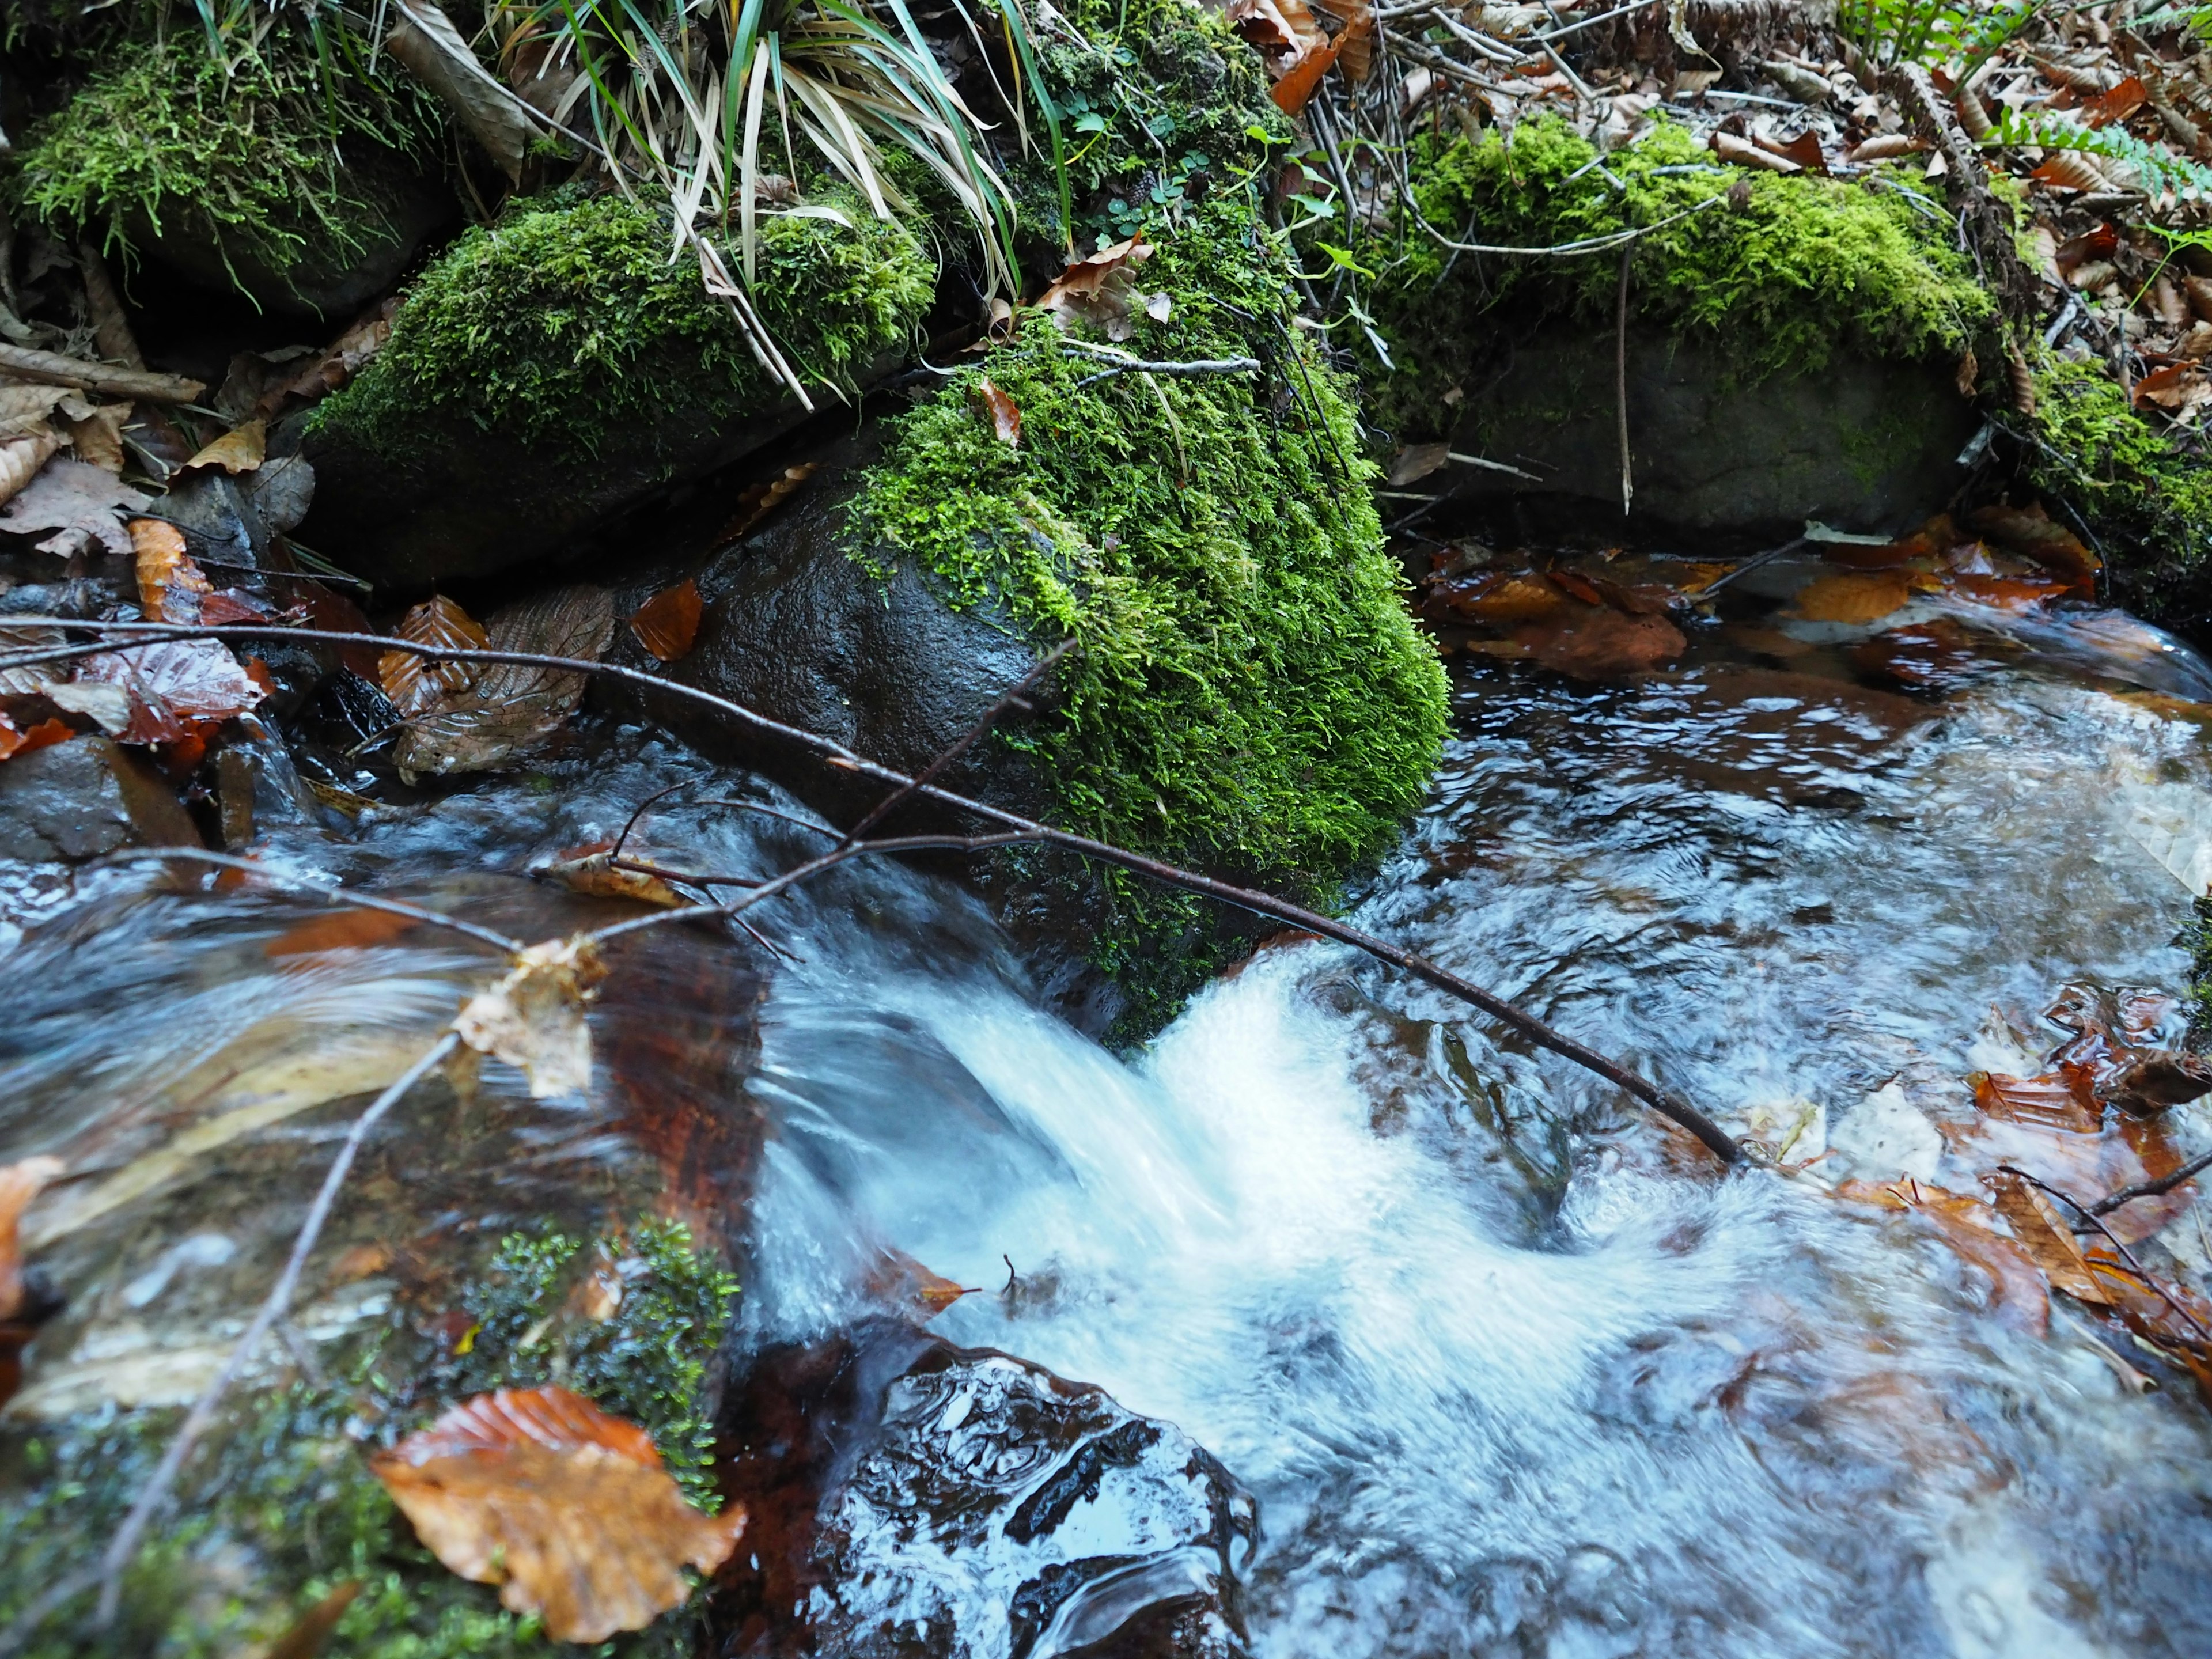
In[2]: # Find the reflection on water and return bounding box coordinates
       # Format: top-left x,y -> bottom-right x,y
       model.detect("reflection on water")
8,570 -> 2212,1655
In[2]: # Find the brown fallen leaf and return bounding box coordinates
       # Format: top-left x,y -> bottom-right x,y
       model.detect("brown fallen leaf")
1850,616 -> 1997,692
394,586 -> 616,777
380,595 -> 489,718
1388,442 -> 1451,487
2133,362 -> 2207,411
0,455 -> 149,555
1712,130 -> 1801,173
260,1581 -> 362,1659
2086,74 -> 2148,126
628,579 -> 703,663
0,713 -> 73,764
1336,0 -> 1375,80
866,1245 -> 981,1319
1,1154 -> 64,1408
1986,1171 -> 2108,1305
184,418 -> 266,475
62,403 -> 131,474
0,429 -> 62,510
75,638 -> 266,741
976,376 -> 1021,446
256,299 -> 400,421
1969,1066 -> 2101,1132
2029,151 -> 2109,192
1038,237 -> 1156,339
371,1386 -> 744,1643
2104,1050 -> 2212,1117
130,518 -> 211,623
454,935 -> 608,1098
265,908 -> 422,958
1965,503 -> 2100,593
1838,1176 -> 2048,1334
1513,607 -> 1685,679
714,463 -> 818,547
1773,130 -> 1828,173
1430,571 -> 1566,626
534,841 -> 684,907
1846,133 -> 1925,163
1791,570 -> 1913,625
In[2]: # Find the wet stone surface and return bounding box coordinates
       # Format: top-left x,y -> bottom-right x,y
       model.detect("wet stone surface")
711,1319 -> 1257,1659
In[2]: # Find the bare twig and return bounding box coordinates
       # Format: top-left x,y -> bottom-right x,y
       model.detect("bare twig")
611,779 -> 695,859
2089,1147 -> 2212,1217
1412,191 -> 1730,258
96,847 -> 525,953
90,1032 -> 462,1628
1074,357 -> 1263,388
3,619 -> 1741,1163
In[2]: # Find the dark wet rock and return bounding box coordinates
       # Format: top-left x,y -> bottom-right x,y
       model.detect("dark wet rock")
0,737 -> 200,863
605,423 -> 1052,833
1440,328 -> 1979,542
711,1319 -> 1256,1659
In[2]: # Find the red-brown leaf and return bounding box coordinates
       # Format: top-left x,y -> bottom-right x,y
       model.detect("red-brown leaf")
379,595 -> 488,717
628,580 -> 703,663
976,377 -> 1022,446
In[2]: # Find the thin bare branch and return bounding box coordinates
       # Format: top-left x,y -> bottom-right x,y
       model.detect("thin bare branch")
2089,1147 -> 2212,1217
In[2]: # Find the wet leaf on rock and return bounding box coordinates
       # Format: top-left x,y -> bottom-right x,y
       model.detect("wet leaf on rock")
0,713 -> 74,763
76,638 -> 265,741
379,594 -> 488,717
0,456 -> 150,556
130,518 -> 210,623
454,935 -> 609,1098
534,841 -> 684,907
867,1245 -> 982,1319
393,586 -> 616,777
1791,571 -> 1913,625
1964,503 -> 2099,593
715,464 -> 819,547
369,1385 -> 745,1643
628,579 -> 703,662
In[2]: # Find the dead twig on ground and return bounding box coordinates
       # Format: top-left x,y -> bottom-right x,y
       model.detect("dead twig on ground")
0,618 -> 1744,1164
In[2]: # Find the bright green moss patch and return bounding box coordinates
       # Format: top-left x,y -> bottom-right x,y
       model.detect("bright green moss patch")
1364,118 -> 1994,440
2024,350 -> 2212,614
0,1222 -> 736,1659
315,188 -> 933,459
851,200 -> 1449,1021
9,32 -> 440,286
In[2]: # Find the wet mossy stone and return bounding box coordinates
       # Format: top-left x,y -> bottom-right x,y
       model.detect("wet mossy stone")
1360,118 -> 1994,536
303,189 -> 934,589
8,34 -> 454,322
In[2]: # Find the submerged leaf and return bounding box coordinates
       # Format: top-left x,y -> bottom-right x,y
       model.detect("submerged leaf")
715,464 -> 817,547
370,1386 -> 745,1643
454,935 -> 608,1098
379,595 -> 489,718
76,639 -> 265,740
394,586 -> 615,776
1792,571 -> 1912,625
628,580 -> 704,663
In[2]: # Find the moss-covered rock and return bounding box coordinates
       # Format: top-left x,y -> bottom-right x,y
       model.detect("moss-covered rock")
0,1222 -> 736,1659
2024,350 -> 2212,631
8,32 -> 452,319
301,188 -> 935,587
848,199 -> 1449,1028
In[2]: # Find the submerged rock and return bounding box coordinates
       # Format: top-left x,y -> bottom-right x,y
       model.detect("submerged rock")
0,736 -> 200,863
711,1319 -> 1257,1659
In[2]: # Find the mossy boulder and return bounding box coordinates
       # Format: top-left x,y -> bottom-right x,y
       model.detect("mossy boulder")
9,34 -> 454,321
1361,119 -> 1995,537
302,189 -> 934,589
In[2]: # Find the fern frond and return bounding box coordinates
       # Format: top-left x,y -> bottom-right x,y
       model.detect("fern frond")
1990,108 -> 2212,200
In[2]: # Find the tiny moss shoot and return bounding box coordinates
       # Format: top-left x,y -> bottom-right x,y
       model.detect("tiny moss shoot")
850,195 -> 1449,1022
314,188 -> 933,460
1361,116 -> 1995,440
9,31 -> 441,291
0,1222 -> 737,1659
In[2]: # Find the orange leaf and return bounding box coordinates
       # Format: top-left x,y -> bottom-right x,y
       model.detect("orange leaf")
1271,22 -> 1353,113
183,419 -> 266,475
2133,362 -> 2204,410
628,580 -> 703,664
2087,74 -> 2147,126
244,656 -> 278,696
1971,1067 -> 2101,1132
0,712 -> 71,763
130,518 -> 211,624
715,464 -> 818,548
1964,503 -> 2099,593
1336,0 -> 1374,80
1776,130 -> 1828,174
1039,238 -> 1156,337
976,377 -> 1022,446
1791,570 -> 1913,624
534,841 -> 684,908
866,1245 -> 982,1319
265,908 -> 421,957
379,595 -> 488,717
1840,1177 -> 2049,1333
370,1387 -> 746,1644
2029,151 -> 2108,192
1986,1171 -> 2108,1304
1431,572 -> 1567,626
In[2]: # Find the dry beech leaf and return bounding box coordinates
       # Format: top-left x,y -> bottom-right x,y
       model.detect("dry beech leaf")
130,518 -> 210,623
1847,133 -> 1925,162
394,586 -> 615,777
715,464 -> 818,547
0,457 -> 151,557
384,0 -> 535,184
63,403 -> 131,473
184,418 -> 266,475
976,377 -> 1021,446
1791,570 -> 1912,625
1711,131 -> 1800,173
2087,74 -> 2148,126
454,935 -> 608,1098
1388,442 -> 1450,486
628,579 -> 703,662
2134,362 -> 2206,411
1039,237 -> 1155,338
1774,130 -> 1827,174
0,429 -> 61,509
380,595 -> 488,717
2029,151 -> 2108,192
370,1386 -> 745,1643
535,840 -> 684,907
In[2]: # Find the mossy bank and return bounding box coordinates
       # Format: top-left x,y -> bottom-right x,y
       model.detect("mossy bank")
1,1223 -> 736,1659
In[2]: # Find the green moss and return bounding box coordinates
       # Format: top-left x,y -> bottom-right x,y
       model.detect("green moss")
1363,118 -> 1995,440
314,187 -> 933,460
0,1221 -> 737,1659
850,195 -> 1449,1024
2022,349 -> 2212,615
8,31 -> 441,290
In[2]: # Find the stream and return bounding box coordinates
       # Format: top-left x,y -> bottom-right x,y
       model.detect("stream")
10,550 -> 2212,1656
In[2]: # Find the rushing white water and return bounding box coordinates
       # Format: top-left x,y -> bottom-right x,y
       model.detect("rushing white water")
740,586 -> 2212,1658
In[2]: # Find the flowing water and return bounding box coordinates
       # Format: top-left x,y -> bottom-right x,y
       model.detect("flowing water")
11,555 -> 2212,1656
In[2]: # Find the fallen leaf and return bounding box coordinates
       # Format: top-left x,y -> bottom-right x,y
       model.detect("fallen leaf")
628,580 -> 703,663
2134,362 -> 2206,411
2029,151 -> 2108,192
0,713 -> 74,763
207,589 -> 275,625
379,595 -> 489,717
1838,1176 -> 2048,1334
1429,571 -> 1566,626
1945,572 -> 2067,610
454,935 -> 608,1097
130,518 -> 210,623
1986,1171 -> 2107,1304
265,908 -> 422,957
2104,1049 -> 2212,1116
0,429 -> 61,510
0,456 -> 150,556
1712,130 -> 1801,173
384,0 -> 535,184
394,586 -> 616,777
976,377 -> 1021,446
296,586 -> 385,680
715,464 -> 818,547
257,300 -> 400,420
1850,616 -> 1997,691
2054,224 -> 2119,275
1775,130 -> 1827,173
1039,238 -> 1156,338
370,1386 -> 744,1643
2086,74 -> 2148,126
184,418 -> 266,475
1336,0 -> 1374,80
40,679 -> 131,734
866,1245 -> 981,1319
1388,441 -> 1451,486
1965,503 -> 2099,593
1971,1067 -> 2101,1132
76,639 -> 266,741
61,403 -> 130,473
262,1581 -> 362,1659
533,842 -> 684,907
1847,133 -> 1925,162
1,1154 -> 64,1408
1791,570 -> 1913,624
1513,607 -> 1685,679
